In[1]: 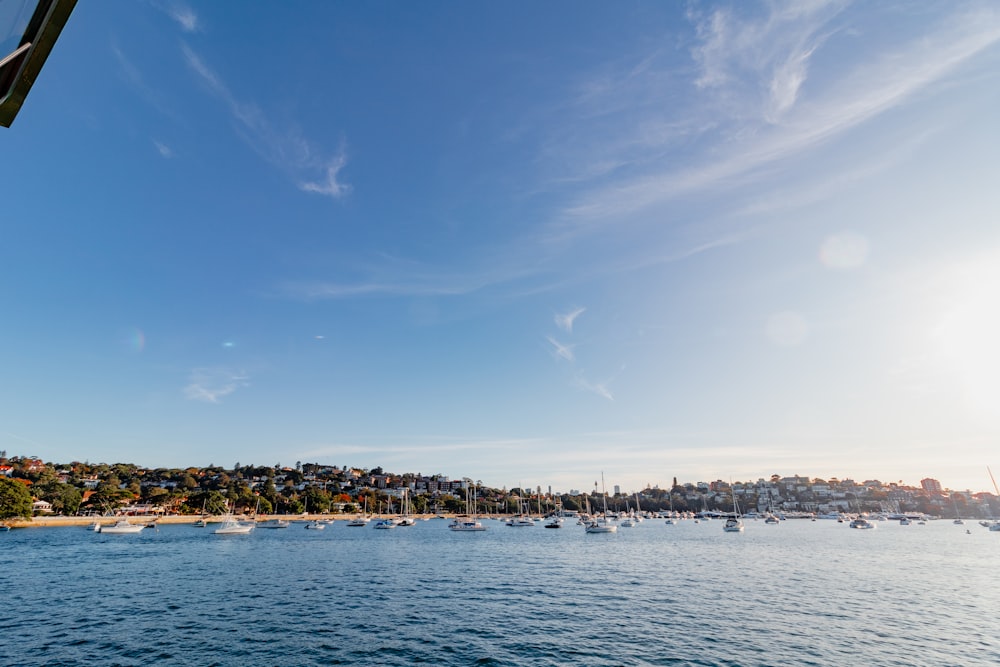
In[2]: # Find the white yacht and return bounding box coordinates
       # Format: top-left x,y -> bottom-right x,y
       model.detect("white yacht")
99,518 -> 145,534
213,514 -> 254,534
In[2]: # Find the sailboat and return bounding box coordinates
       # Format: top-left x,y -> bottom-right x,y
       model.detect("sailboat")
764,494 -> 780,524
585,473 -> 617,534
988,468 -> 1000,532
373,499 -> 398,529
347,497 -> 370,526
397,488 -> 416,527
618,499 -> 635,527
505,488 -> 535,527
664,488 -> 677,525
449,485 -> 486,531
192,498 -> 210,527
723,482 -> 744,533
951,495 -> 964,525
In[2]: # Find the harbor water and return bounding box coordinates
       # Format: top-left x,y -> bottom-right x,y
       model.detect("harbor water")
2,518 -> 997,666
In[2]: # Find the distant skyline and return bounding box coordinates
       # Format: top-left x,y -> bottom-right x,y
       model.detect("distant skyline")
3,2 -> 1000,495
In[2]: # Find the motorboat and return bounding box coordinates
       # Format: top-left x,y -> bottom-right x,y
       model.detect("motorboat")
213,517 -> 254,534
850,517 -> 876,529
505,516 -> 535,527
449,519 -> 486,531
99,518 -> 146,534
373,518 -> 397,529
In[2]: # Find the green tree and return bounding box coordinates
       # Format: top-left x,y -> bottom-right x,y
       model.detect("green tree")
0,477 -> 33,520
41,482 -> 82,515
144,486 -> 170,505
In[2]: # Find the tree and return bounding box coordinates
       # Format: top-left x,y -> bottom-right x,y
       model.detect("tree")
40,482 -> 82,515
0,477 -> 33,520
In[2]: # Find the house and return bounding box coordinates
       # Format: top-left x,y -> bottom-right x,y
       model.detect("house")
32,499 -> 54,514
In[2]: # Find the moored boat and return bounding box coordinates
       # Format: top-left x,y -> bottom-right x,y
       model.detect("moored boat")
213,512 -> 254,534
585,474 -> 617,534
449,485 -> 486,531
99,518 -> 145,534
723,483 -> 744,533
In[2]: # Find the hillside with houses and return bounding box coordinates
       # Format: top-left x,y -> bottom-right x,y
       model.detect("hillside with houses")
1,453 -> 997,520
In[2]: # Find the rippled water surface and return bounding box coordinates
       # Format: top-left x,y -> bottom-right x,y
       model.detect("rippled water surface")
2,518 -> 997,666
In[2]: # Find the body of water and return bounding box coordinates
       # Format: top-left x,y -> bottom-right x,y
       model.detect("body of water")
1,517 -> 996,666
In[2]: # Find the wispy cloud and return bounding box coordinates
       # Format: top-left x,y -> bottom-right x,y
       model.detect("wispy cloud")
554,307 -> 585,333
552,3 -> 1000,229
277,255 -> 542,301
183,367 -> 249,403
153,140 -> 174,158
690,1 -> 844,120
299,152 -> 352,198
573,373 -> 614,401
161,2 -> 200,33
546,336 -> 575,362
111,44 -> 178,120
181,44 -> 351,200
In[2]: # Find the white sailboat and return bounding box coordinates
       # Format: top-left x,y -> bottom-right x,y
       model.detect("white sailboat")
397,488 -> 416,526
723,482 -> 744,533
664,488 -> 677,525
347,497 -> 370,526
988,467 -> 1000,532
585,473 -> 617,534
449,484 -> 486,531
951,495 -> 964,525
505,489 -> 535,527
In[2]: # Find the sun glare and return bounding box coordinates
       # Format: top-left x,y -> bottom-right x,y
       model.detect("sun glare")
928,254 -> 1000,419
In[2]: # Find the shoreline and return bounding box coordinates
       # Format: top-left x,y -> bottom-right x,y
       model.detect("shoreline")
3,513 -> 459,528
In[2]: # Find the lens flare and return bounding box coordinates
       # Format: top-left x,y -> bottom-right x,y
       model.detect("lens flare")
121,328 -> 145,353
819,232 -> 869,270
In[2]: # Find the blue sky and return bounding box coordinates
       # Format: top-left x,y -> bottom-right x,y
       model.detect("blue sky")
3,1 -> 1000,493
